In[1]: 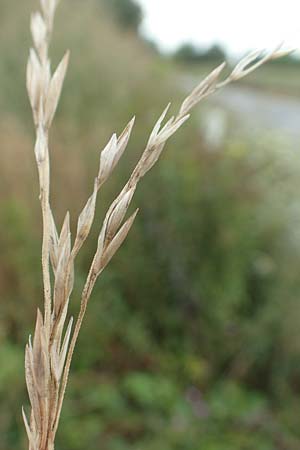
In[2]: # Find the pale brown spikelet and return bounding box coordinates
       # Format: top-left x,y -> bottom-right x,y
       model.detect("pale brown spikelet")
57,317 -> 73,379
230,49 -> 263,79
49,209 -> 59,272
73,180 -> 98,251
148,103 -> 171,147
180,62 -> 226,116
106,187 -> 136,240
25,343 -> 41,432
31,12 -> 47,55
32,311 -> 50,402
44,51 -> 70,127
97,118 -> 135,187
116,116 -> 136,157
57,212 -> 70,259
155,113 -> 190,146
40,0 -> 58,30
226,45 -> 295,83
98,134 -> 118,184
50,342 -> 60,384
95,209 -> 139,274
27,49 -> 42,115
23,0 -> 292,448
53,236 -> 71,317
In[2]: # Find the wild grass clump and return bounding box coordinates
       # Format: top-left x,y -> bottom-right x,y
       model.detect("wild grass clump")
22,1 -> 291,449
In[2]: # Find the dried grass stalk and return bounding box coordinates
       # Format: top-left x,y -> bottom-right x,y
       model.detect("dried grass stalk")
23,1 -> 292,449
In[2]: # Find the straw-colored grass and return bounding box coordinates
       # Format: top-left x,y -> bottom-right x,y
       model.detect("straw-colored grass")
22,1 -> 291,449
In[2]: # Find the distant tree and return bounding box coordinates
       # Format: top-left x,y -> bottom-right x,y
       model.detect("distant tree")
174,42 -> 227,65
174,43 -> 201,64
103,0 -> 143,32
202,44 -> 226,62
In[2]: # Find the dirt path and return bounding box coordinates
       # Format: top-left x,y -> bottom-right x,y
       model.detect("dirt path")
213,85 -> 300,139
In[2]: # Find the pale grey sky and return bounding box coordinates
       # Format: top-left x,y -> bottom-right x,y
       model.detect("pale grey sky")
137,0 -> 299,55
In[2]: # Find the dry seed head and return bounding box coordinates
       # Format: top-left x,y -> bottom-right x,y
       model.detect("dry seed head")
155,114 -> 190,146
51,299 -> 70,351
130,141 -> 165,183
98,134 -> 118,185
180,62 -> 226,116
52,211 -> 71,308
57,212 -> 70,255
42,60 -> 51,95
32,310 -> 50,400
24,0 -> 292,447
50,316 -> 73,382
66,260 -> 75,299
229,44 -> 295,81
25,342 -> 42,432
132,107 -> 189,185
41,0 -> 52,11
95,209 -> 139,274
159,116 -> 175,134
106,187 -> 136,240
117,116 -> 135,158
271,48 -> 295,59
27,49 -> 42,113
95,224 -> 106,266
31,12 -> 47,53
98,118 -> 135,187
53,233 -> 71,317
41,0 -> 58,30
50,344 -> 60,383
58,317 -> 73,380
38,94 -> 46,127
44,51 -> 70,128
75,180 -> 98,246
230,49 -> 263,80
49,209 -> 59,272
267,42 -> 293,60
148,103 -> 171,147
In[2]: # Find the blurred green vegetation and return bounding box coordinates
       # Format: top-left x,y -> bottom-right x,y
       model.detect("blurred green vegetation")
103,0 -> 143,32
174,43 -> 226,65
1,1 -> 300,449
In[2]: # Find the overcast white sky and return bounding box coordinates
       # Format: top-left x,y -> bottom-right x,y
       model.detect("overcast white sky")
137,0 -> 300,56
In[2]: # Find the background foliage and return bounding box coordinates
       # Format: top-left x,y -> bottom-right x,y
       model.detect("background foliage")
103,0 -> 143,31
0,0 -> 300,449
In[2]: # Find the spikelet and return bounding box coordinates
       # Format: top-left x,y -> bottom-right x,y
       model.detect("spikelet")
97,209 -> 139,273
31,12 -> 47,56
147,103 -> 169,143
26,49 -> 42,115
106,188 -> 136,239
180,62 -> 226,116
73,180 -> 98,252
155,114 -> 190,146
53,233 -> 71,318
49,209 -> 59,273
116,117 -> 135,158
44,51 -> 70,127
